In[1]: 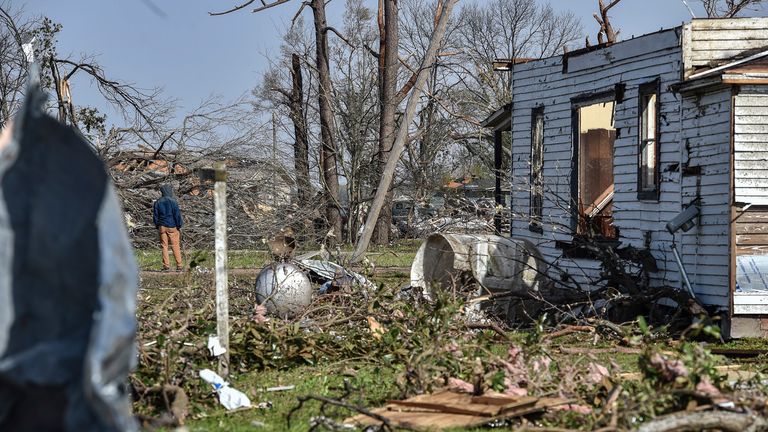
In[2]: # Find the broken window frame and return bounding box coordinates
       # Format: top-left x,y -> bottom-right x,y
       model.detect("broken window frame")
529,107 -> 545,233
570,90 -> 618,240
637,79 -> 661,201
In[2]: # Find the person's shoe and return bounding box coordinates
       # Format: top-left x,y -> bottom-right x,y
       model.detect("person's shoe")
176,267 -> 184,273
161,267 -> 171,272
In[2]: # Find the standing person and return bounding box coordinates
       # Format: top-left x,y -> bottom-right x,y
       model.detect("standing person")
153,184 -> 184,271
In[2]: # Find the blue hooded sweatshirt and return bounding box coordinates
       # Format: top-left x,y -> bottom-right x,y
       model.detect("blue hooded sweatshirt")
153,185 -> 183,229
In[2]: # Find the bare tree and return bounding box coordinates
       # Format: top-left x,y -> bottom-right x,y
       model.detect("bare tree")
592,0 -> 622,46
328,0 -> 380,242
0,4 -> 168,150
212,0 -> 343,243
352,0 -> 459,262
371,0 -> 400,245
700,0 -> 765,17
396,0 -> 580,191
290,53 -> 312,208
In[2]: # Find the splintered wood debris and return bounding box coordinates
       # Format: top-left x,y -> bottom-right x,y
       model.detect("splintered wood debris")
344,390 -> 570,430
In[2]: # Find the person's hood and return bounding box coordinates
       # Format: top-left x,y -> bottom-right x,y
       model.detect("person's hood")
160,184 -> 174,198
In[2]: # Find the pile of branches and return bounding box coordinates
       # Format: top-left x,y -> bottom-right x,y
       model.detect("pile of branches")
397,196 -> 507,238
108,151 -> 326,250
132,270 -> 768,431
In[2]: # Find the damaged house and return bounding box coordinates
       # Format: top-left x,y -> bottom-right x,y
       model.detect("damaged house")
483,18 -> 768,338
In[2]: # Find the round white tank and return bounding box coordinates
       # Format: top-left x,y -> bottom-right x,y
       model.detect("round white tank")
255,263 -> 313,317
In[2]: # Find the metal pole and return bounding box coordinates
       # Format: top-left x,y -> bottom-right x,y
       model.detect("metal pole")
213,161 -> 229,377
670,239 -> 696,300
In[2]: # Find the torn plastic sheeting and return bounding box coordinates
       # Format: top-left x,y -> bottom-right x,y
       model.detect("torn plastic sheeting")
297,259 -> 376,291
0,86 -> 139,430
199,369 -> 252,410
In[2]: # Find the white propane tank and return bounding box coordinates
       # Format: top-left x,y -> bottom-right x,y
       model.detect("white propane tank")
255,263 -> 313,317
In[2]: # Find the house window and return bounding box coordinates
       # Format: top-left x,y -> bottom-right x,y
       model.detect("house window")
530,107 -> 544,232
638,80 -> 660,200
573,99 -> 617,239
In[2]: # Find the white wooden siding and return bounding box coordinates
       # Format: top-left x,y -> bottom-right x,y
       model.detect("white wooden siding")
679,87 -> 732,307
734,86 -> 768,204
507,28 -> 738,308
509,29 -> 689,296
683,18 -> 768,78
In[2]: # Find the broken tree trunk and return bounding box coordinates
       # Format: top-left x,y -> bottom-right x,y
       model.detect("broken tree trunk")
351,0 -> 458,263
290,53 -> 311,208
311,0 -> 342,243
372,0 -> 399,246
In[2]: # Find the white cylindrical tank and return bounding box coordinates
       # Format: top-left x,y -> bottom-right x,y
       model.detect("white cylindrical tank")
255,263 -> 313,317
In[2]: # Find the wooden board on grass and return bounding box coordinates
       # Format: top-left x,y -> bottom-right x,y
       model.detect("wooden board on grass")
344,390 -> 569,431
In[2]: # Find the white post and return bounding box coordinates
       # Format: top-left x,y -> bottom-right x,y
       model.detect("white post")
213,161 -> 229,377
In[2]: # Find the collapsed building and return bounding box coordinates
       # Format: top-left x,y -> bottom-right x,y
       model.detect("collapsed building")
483,18 -> 768,338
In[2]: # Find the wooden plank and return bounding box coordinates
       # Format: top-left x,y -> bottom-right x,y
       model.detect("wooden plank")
735,124 -> 768,134
735,211 -> 768,223
735,95 -> 768,107
736,233 -> 768,245
739,85 -> 768,94
691,39 -> 768,51
690,50 -> 768,65
734,160 -> 768,170
734,115 -> 768,125
733,169 -> 768,179
692,29 -> 768,41
736,223 -> 768,235
734,135 -> 768,144
345,391 -> 569,431
724,78 -> 768,85
692,18 -> 768,30
735,106 -> 768,116
737,245 -> 768,255
735,177 -> 768,187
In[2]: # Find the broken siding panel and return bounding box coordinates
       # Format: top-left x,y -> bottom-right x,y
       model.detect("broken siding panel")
679,87 -> 732,304
514,58 -> 680,101
566,29 -> 681,73
684,18 -> 768,77
735,88 -> 768,204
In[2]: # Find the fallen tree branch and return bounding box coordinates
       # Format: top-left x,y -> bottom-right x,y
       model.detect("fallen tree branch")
543,325 -> 595,341
558,346 -> 642,355
637,410 -> 768,432
466,323 -> 510,341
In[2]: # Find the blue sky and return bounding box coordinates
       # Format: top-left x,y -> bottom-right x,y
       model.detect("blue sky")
20,0 -> 717,122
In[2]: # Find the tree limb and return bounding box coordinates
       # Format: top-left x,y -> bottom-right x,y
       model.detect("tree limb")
637,410 -> 768,432
209,0 -> 257,16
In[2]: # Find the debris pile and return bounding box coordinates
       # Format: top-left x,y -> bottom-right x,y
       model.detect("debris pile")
397,196 -> 505,238
131,260 -> 768,431
110,154 -> 325,249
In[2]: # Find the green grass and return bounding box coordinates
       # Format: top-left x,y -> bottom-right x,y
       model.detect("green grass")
135,240 -> 422,271
186,363 -> 399,431
135,249 -> 272,271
